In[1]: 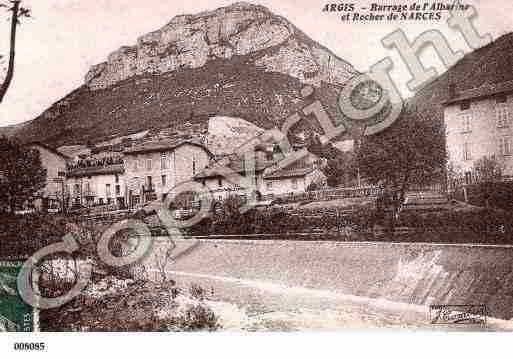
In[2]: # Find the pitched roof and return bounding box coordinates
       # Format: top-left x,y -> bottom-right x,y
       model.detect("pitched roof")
194,154 -> 277,179
263,164 -> 318,180
27,142 -> 70,160
57,144 -> 91,158
67,164 -> 124,178
443,79 -> 513,105
123,139 -> 212,157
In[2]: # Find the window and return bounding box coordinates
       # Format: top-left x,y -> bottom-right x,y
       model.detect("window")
498,137 -> 512,156
115,185 -> 120,196
132,195 -> 140,206
133,159 -> 138,172
115,174 -> 119,183
74,184 -> 80,196
146,158 -> 152,171
138,159 -> 144,171
464,171 -> 472,185
496,106 -> 509,128
106,184 -> 111,197
161,175 -> 167,186
267,181 -> 273,190
497,95 -> 507,104
462,142 -> 472,161
218,178 -> 222,188
193,158 -> 196,175
85,182 -> 91,193
291,178 -> 298,190
460,101 -> 470,110
146,176 -> 153,190
161,153 -> 168,170
460,113 -> 472,133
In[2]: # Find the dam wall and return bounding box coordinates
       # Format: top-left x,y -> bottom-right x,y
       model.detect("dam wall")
137,238 -> 513,320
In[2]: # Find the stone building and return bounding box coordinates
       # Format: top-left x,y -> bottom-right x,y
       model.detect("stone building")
28,142 -> 70,212
194,146 -> 325,200
194,151 -> 278,202
444,80 -> 513,183
66,156 -> 125,209
123,139 -> 212,208
262,162 -> 327,196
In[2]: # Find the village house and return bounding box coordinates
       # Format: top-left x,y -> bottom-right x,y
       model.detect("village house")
123,139 -> 213,208
262,159 -> 327,196
194,148 -> 278,202
444,80 -> 513,184
28,142 -> 70,212
66,155 -> 125,209
194,145 -> 325,201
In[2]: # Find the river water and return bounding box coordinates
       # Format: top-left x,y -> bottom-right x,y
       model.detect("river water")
167,271 -> 513,331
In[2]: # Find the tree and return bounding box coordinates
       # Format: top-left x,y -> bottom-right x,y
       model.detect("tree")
0,0 -> 31,104
307,133 -> 357,187
472,155 -> 505,208
0,137 -> 46,213
324,149 -> 357,187
356,104 -> 446,231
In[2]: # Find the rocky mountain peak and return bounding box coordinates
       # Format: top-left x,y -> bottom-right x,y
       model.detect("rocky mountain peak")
6,3 -> 360,146
85,2 -> 357,90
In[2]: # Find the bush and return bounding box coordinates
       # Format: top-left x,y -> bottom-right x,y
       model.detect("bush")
397,207 -> 513,238
59,306 -> 220,332
190,198 -> 378,236
189,283 -> 206,300
0,213 -> 67,259
178,304 -> 220,331
37,257 -> 79,299
453,181 -> 513,212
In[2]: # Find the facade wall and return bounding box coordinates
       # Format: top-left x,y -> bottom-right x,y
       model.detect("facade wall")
445,94 -> 513,178
202,177 -> 244,201
305,168 -> 327,189
31,146 -> 68,209
199,168 -> 327,200
262,176 -> 306,195
260,169 -> 326,196
124,144 -> 211,204
200,172 -> 265,201
68,173 -> 125,206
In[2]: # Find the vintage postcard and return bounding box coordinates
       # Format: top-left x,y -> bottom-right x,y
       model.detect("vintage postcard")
0,0 -> 513,355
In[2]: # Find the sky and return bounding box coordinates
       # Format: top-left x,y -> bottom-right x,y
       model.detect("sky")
0,0 -> 512,127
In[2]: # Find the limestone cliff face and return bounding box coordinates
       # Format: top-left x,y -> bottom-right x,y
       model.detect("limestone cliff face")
85,2 -> 356,91
10,2 -> 359,146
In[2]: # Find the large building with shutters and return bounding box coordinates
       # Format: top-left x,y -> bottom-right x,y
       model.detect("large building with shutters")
444,80 -> 513,183
66,160 -> 125,209
123,139 -> 213,208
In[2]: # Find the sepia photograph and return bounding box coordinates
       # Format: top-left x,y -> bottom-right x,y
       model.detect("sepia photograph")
1,0 -> 513,356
